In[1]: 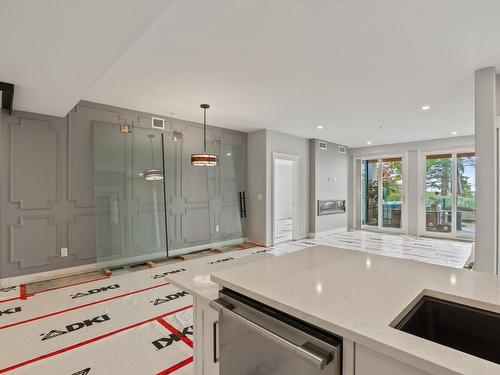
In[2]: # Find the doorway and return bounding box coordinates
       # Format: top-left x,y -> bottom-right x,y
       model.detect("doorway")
420,151 -> 476,239
272,153 -> 299,244
359,155 -> 407,232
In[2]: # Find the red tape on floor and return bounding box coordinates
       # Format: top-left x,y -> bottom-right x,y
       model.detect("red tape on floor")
19,285 -> 27,301
0,304 -> 193,374
156,356 -> 193,375
0,282 -> 170,330
0,296 -> 19,304
156,317 -> 193,348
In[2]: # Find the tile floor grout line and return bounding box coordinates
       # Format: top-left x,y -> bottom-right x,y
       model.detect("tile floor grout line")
0,304 -> 193,374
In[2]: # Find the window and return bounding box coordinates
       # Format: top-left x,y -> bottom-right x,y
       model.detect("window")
423,152 -> 475,238
360,156 -> 404,231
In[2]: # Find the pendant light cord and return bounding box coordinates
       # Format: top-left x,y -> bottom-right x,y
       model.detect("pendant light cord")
203,106 -> 207,153
150,136 -> 156,169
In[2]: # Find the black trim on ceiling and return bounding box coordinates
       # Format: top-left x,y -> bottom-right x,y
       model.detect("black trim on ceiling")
0,82 -> 14,115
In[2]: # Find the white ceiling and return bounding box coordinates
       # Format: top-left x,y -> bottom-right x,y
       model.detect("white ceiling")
3,1 -> 500,146
0,0 -> 175,116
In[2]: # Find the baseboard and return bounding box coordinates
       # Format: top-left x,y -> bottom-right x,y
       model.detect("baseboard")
0,238 -> 248,288
167,238 -> 246,258
0,263 -> 98,289
308,227 -> 347,239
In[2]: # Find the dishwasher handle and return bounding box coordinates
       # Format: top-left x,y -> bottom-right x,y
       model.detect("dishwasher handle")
209,298 -> 333,371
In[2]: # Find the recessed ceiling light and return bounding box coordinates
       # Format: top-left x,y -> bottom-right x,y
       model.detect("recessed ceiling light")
451,131 -> 458,135
317,125 -> 324,130
226,153 -> 232,156
421,105 -> 431,111
366,141 -> 372,145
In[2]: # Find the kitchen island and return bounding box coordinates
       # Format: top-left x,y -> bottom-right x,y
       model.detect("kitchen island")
210,245 -> 500,375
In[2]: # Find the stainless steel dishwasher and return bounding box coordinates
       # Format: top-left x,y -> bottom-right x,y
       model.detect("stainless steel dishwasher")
209,288 -> 342,375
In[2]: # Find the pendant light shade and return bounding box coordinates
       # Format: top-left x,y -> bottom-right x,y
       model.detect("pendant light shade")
143,168 -> 164,181
143,134 -> 164,181
191,104 -> 218,167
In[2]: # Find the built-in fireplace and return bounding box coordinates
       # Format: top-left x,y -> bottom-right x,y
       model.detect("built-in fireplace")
317,200 -> 346,216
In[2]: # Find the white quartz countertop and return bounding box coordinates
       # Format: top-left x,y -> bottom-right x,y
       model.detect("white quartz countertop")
210,246 -> 500,375
165,247 -> 274,301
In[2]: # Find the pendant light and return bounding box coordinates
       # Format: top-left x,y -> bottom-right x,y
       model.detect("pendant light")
143,134 -> 164,181
191,104 -> 218,167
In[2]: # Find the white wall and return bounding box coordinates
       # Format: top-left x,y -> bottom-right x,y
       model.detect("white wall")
246,130 -> 267,245
349,135 -> 475,236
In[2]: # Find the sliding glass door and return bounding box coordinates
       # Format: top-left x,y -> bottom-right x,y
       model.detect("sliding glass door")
360,156 -> 405,231
422,151 -> 475,239
360,159 -> 379,227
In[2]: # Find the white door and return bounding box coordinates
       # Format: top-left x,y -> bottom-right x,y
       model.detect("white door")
272,154 -> 299,244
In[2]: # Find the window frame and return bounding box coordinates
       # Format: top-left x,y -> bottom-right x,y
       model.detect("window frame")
418,149 -> 476,240
356,153 -> 408,234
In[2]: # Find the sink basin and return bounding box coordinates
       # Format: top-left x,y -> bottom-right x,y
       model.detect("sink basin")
395,295 -> 500,365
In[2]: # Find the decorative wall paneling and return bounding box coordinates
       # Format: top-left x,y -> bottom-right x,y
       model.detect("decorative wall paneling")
0,101 -> 247,278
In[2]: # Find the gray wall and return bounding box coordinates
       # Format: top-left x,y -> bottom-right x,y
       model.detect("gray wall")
474,67 -> 497,274
349,135 -> 475,236
246,129 -> 310,245
0,101 -> 247,278
309,139 -> 349,234
246,130 -> 267,245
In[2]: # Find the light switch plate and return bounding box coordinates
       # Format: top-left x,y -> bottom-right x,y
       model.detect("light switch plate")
61,247 -> 68,257
216,225 -> 220,232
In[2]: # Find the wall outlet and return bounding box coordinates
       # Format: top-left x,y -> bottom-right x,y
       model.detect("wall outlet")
61,247 -> 68,257
257,193 -> 263,201
215,225 -> 220,232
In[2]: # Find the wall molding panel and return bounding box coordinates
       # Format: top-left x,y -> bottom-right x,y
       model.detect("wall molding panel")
68,212 -> 96,261
1,101 -> 247,279
10,118 -> 61,210
9,215 -> 58,268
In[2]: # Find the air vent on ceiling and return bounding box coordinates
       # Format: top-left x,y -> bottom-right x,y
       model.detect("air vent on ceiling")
152,117 -> 165,130
338,145 -> 347,154
318,141 -> 327,150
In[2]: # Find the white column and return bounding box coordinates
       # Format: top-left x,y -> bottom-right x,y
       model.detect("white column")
474,67 -> 497,274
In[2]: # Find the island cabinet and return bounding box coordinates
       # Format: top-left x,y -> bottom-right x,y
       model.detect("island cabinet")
353,344 -> 430,375
193,296 -> 220,375
193,300 -> 428,375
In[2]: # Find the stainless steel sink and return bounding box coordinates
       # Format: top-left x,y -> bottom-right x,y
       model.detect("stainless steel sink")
395,295 -> 500,365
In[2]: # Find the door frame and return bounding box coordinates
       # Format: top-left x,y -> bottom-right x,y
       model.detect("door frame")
418,148 -> 475,239
271,152 -> 300,244
354,152 -> 408,234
